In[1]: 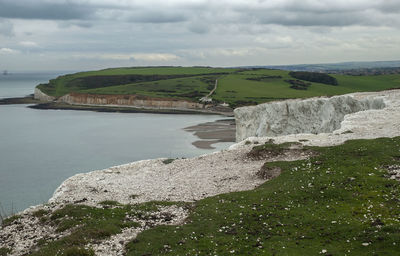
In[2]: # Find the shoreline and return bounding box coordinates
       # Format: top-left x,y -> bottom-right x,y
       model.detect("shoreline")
184,119 -> 236,149
0,95 -> 41,105
0,95 -> 234,116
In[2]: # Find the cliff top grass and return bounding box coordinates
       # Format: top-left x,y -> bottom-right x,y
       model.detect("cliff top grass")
5,136 -> 398,255
36,66 -> 400,107
126,137 -> 400,255
213,69 -> 400,107
22,201 -> 189,256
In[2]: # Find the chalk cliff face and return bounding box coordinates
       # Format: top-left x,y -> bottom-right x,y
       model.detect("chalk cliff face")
57,93 -> 206,109
33,89 -> 207,110
234,94 -> 386,142
33,88 -> 56,102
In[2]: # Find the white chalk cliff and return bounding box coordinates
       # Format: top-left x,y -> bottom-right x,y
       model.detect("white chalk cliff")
235,93 -> 386,142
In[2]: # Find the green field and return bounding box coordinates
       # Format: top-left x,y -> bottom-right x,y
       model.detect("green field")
213,70 -> 400,106
37,66 -> 400,107
4,137 -> 399,255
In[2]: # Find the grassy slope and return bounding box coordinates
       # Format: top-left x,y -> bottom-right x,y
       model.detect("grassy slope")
4,137 -> 399,255
126,137 -> 400,255
214,69 -> 400,106
36,66 -> 400,107
81,76 -> 216,101
37,67 -> 238,97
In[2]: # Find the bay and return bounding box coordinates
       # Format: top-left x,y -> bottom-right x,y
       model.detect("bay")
0,73 -> 232,215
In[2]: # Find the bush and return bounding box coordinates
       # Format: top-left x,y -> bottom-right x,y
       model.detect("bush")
289,71 -> 338,85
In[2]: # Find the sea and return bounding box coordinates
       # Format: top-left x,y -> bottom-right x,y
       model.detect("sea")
0,72 -> 233,215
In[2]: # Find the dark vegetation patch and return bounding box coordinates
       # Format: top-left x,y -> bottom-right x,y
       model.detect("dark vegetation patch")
61,247 -> 95,256
285,79 -> 312,90
289,71 -> 338,85
1,214 -> 21,227
69,75 -> 182,90
0,248 -> 11,256
199,76 -> 217,90
256,164 -> 282,180
32,209 -> 49,218
125,137 -> 400,256
246,75 -> 283,81
162,159 -> 176,165
247,140 -> 304,160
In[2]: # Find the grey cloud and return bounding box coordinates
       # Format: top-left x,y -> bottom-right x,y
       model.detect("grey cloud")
0,0 -> 95,20
57,21 -> 94,29
0,19 -> 14,36
230,1 -> 400,28
188,22 -> 209,34
127,11 -> 187,23
0,0 -> 399,29
0,0 -> 187,24
375,0 -> 400,13
256,11 -> 369,27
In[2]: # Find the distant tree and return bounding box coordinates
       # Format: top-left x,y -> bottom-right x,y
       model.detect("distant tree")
289,71 -> 338,85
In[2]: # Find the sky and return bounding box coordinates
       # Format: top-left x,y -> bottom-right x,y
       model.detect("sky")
0,0 -> 400,71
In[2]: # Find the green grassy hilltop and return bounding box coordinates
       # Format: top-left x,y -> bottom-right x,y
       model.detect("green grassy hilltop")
37,66 -> 400,108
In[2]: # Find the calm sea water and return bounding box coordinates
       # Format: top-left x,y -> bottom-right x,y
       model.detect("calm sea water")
0,73 -> 232,215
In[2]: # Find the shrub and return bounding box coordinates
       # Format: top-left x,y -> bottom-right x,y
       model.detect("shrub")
289,71 -> 338,85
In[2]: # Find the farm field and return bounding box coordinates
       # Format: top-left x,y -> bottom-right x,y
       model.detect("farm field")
37,66 -> 400,108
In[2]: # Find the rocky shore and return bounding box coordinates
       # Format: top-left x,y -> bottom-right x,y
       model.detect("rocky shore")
1,89 -> 400,255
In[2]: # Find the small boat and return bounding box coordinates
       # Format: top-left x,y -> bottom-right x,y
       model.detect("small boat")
3,70 -> 8,75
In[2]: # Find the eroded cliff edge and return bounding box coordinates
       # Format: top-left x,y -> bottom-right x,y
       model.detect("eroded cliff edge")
234,92 -> 387,142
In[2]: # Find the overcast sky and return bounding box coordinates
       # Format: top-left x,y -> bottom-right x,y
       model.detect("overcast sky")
0,0 -> 400,71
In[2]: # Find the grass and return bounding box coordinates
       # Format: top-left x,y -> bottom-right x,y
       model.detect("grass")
36,66 -> 400,108
0,248 -> 11,256
99,200 -> 122,206
27,201 -> 189,256
214,69 -> 400,107
162,158 -> 176,164
81,75 -> 218,101
124,137 -> 400,255
1,214 -> 21,227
